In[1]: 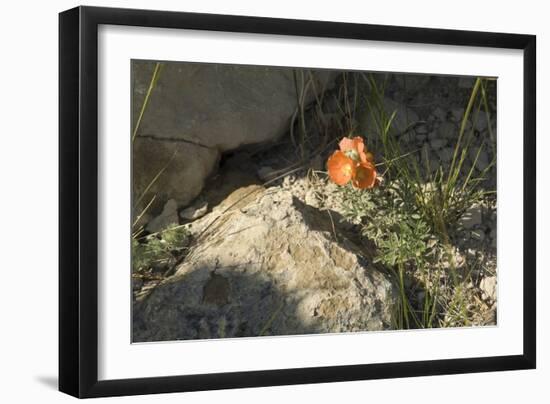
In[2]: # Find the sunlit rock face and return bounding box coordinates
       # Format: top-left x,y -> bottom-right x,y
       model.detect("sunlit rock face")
132,186 -> 396,342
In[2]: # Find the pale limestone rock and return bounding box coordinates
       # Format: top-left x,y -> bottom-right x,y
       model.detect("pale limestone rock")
133,187 -> 396,342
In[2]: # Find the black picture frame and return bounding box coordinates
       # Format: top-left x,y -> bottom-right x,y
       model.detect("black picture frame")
59,5 -> 536,398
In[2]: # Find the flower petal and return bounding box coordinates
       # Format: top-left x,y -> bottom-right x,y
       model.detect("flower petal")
352,161 -> 377,189
338,137 -> 355,153
340,136 -> 370,163
327,150 -> 356,186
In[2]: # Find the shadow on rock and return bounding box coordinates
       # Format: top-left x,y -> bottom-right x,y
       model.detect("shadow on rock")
132,264 -> 321,342
133,185 -> 397,343
291,196 -> 376,266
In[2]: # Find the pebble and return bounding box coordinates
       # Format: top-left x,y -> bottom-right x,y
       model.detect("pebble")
395,75 -> 430,92
466,248 -> 477,258
480,276 -> 497,302
474,113 -> 488,132
475,150 -> 490,171
471,230 -> 485,242
400,131 -> 415,143
438,121 -> 456,140
458,205 -> 482,229
437,147 -> 453,163
450,107 -> 465,122
458,77 -> 475,89
429,158 -> 440,170
415,124 -> 429,134
283,176 -> 295,188
416,134 -> 427,142
430,138 -> 447,150
180,201 -> 209,220
490,229 -> 497,249
432,107 -> 447,121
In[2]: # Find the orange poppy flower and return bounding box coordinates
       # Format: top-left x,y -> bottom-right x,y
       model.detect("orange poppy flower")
352,161 -> 377,189
339,136 -> 369,163
327,136 -> 378,189
327,150 -> 356,185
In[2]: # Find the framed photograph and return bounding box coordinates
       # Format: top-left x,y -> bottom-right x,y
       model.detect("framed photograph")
59,6 -> 536,398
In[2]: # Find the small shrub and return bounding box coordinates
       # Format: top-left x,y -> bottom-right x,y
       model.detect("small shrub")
132,225 -> 190,274
340,183 -> 435,329
333,73 -> 496,329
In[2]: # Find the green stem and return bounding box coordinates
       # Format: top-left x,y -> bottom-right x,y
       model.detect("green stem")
398,265 -> 410,329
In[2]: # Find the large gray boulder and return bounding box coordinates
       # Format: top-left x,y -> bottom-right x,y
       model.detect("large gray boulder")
133,186 -> 396,342
133,62 -> 333,151
132,61 -> 334,215
132,137 -> 218,225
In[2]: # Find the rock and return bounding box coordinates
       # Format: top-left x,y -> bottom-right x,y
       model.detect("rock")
429,158 -> 440,170
133,61 -> 335,151
145,199 -> 179,233
415,124 -> 429,134
458,205 -> 482,229
438,121 -> 457,140
458,77 -> 475,89
132,61 -> 335,213
133,137 -> 219,216
417,291 -> 426,302
304,189 -> 320,208
490,228 -> 497,249
474,113 -> 488,132
400,131 -> 415,143
133,187 -> 396,342
437,147 -> 454,163
394,74 -> 430,92
432,107 -> 447,121
430,138 -> 447,150
475,150 -> 490,171
373,98 -> 419,135
282,175 -> 296,189
257,166 -> 278,182
450,107 -> 465,122
309,154 -> 324,171
480,276 -> 497,302
471,229 -> 485,242
180,200 -> 209,221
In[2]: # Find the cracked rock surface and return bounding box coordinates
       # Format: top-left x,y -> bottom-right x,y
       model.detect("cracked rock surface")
133,186 -> 396,342
132,137 -> 219,223
132,61 -> 335,215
